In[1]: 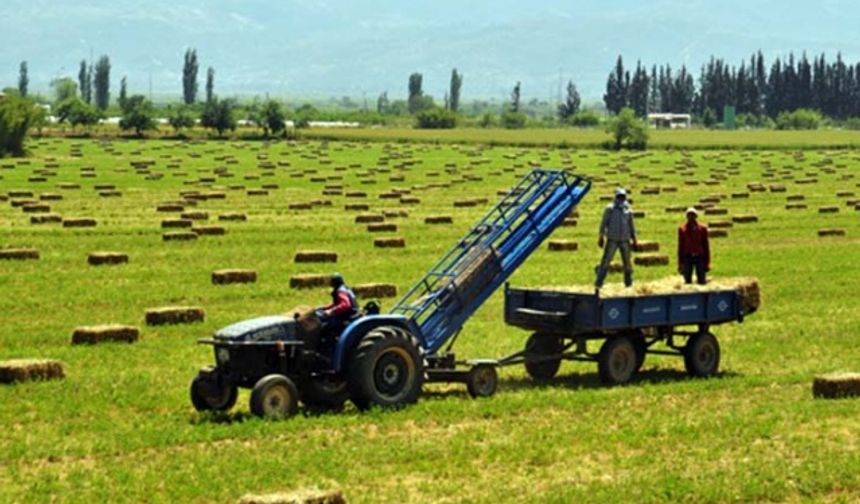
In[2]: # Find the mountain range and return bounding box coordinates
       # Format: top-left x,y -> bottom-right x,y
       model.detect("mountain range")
3,0 -> 860,103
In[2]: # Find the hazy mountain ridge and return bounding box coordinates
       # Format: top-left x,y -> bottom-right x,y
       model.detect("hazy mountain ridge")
3,0 -> 860,101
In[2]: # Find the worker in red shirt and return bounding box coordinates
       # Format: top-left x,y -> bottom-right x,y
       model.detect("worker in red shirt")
319,273 -> 359,324
677,208 -> 711,284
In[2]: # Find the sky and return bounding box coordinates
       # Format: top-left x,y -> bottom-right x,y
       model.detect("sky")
3,0 -> 860,103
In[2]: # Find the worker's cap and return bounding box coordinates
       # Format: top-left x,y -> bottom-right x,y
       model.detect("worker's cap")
686,207 -> 698,216
330,273 -> 344,287
615,188 -> 627,197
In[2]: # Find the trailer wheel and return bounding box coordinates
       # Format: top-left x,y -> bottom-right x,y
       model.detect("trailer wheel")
467,364 -> 498,398
301,377 -> 348,411
598,337 -> 637,386
190,373 -> 237,412
684,332 -> 720,377
348,326 -> 424,410
524,332 -> 563,381
250,374 -> 299,419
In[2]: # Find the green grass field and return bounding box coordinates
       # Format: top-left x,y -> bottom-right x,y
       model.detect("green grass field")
1,136 -> 859,503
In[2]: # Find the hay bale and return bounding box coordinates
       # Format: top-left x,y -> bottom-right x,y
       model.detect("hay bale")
367,223 -> 397,232
544,276 -> 761,313
353,283 -> 398,298
425,215 -> 453,224
547,240 -> 578,251
355,214 -> 384,224
709,221 -> 733,229
345,204 -> 370,211
818,206 -> 839,214
88,252 -> 129,266
237,488 -> 346,504
710,229 -> 729,238
813,373 -> 860,399
30,214 -> 63,225
295,251 -> 338,263
785,204 -> 807,210
163,231 -> 198,241
290,274 -> 329,289
193,226 -> 226,236
22,203 -> 51,213
704,208 -> 728,216
219,213 -> 247,222
71,325 -> 139,345
632,241 -> 660,252
634,254 -> 669,266
560,217 -> 578,227
145,306 -> 205,326
182,211 -> 209,221
247,189 -> 269,197
289,203 -> 313,210
63,218 -> 97,228
0,359 -> 65,384
162,219 -> 193,228
0,248 -> 39,260
157,204 -> 184,212
374,237 -> 406,248
818,228 -> 846,237
212,269 -> 257,285
732,215 -> 758,224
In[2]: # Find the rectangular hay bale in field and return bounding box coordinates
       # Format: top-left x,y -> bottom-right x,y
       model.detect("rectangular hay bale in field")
289,274 -> 330,289
353,283 -> 398,299
71,325 -> 139,345
212,269 -> 257,285
145,306 -> 205,326
0,359 -> 65,384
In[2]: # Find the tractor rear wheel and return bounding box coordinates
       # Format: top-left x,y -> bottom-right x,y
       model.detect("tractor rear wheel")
250,374 -> 299,419
347,326 -> 424,410
190,372 -> 237,412
301,377 -> 348,411
523,332 -> 563,381
597,337 -> 637,386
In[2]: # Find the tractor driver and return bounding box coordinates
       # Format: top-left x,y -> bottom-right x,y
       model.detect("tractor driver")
317,273 -> 359,335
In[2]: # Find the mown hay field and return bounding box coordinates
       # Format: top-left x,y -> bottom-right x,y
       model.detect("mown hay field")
1,137 -> 859,503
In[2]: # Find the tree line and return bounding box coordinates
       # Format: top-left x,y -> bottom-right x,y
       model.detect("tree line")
604,51 -> 860,122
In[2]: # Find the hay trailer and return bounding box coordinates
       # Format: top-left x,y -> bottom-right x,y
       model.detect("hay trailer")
191,169 -> 591,418
500,285 -> 757,385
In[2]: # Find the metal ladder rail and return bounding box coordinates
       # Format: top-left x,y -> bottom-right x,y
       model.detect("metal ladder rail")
417,179 -> 591,351
390,172 -> 549,310
391,171 -> 565,314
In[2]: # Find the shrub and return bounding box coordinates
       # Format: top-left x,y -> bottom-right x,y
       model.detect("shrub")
479,112 -> 495,128
414,107 -> 457,129
201,97 -> 237,136
501,110 -> 527,129
843,117 -> 860,130
0,94 -> 44,156
568,111 -> 600,127
776,108 -> 822,130
119,95 -> 157,137
168,106 -> 195,134
605,107 -> 648,150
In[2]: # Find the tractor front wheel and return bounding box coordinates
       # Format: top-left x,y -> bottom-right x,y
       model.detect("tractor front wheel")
250,374 -> 299,419
190,371 -> 237,412
347,326 -> 424,410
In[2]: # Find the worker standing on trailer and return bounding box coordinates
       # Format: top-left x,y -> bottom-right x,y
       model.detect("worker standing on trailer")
677,207 -> 711,285
317,273 -> 359,331
595,188 -> 638,291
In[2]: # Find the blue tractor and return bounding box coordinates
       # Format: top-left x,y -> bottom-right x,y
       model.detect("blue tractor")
190,169 -> 591,418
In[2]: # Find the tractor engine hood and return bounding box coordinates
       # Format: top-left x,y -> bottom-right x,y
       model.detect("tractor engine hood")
213,315 -> 298,342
